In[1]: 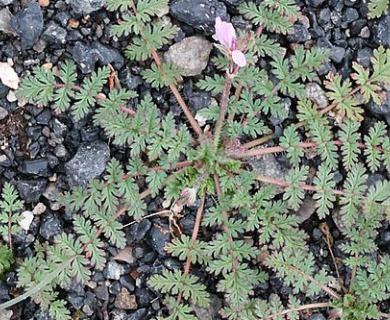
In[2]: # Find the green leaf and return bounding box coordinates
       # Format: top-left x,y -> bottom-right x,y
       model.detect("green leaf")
142,62 -> 183,88
313,164 -> 336,218
283,166 -> 308,211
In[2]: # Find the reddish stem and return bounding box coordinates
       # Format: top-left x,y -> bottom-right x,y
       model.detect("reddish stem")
230,140 -> 384,159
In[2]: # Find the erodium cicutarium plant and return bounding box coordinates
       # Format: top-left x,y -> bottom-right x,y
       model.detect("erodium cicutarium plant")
3,1 -> 390,319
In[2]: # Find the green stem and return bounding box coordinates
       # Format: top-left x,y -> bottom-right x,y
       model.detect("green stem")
214,73 -> 233,147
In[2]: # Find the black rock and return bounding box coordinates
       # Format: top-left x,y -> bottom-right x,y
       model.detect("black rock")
306,0 -> 326,7
54,12 -> 71,27
94,283 -> 109,300
65,141 -> 110,187
125,309 -> 148,320
16,179 -> 47,203
26,126 -> 41,141
36,108 -> 52,125
287,24 -> 311,43
0,281 -> 10,303
126,219 -> 152,244
0,0 -> 13,5
19,158 -> 49,176
69,0 -> 105,15
10,3 -> 43,50
342,8 -> 359,24
135,288 -> 152,307
119,68 -> 143,90
309,314 -> 326,320
39,213 -> 63,240
41,21 -> 67,47
120,275 -> 135,292
318,8 -> 331,27
329,46 -> 346,63
72,41 -> 125,74
350,19 -> 366,36
67,293 -> 84,310
0,82 -> 9,99
109,280 -> 121,295
220,0 -> 242,6
376,15 -> 390,46
80,127 -> 100,142
356,48 -> 372,68
188,91 -> 211,112
170,0 -> 228,34
307,11 -> 325,38
145,225 -> 171,256
67,30 -> 84,42
366,90 -> 390,121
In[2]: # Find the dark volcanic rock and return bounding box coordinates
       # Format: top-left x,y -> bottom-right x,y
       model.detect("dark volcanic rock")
19,158 -> 49,176
10,3 -> 43,50
170,0 -> 228,34
376,15 -> 390,46
287,24 -> 311,43
42,21 -> 67,47
39,213 -> 63,240
69,0 -> 105,15
65,141 -> 110,187
145,225 -> 171,256
306,0 -> 326,7
72,41 -> 125,74
16,179 -> 47,203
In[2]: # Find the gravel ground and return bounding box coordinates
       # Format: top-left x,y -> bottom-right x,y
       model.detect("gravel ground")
1,0 -> 390,319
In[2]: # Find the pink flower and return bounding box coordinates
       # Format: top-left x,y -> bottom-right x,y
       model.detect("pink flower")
214,17 -> 246,67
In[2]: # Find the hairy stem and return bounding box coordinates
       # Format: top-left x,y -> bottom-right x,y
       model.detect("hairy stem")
230,139 -> 384,159
176,195 -> 206,304
255,174 -> 345,196
214,73 -> 233,146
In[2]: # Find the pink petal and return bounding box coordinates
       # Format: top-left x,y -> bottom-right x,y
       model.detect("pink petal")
232,50 -> 246,67
214,17 -> 236,49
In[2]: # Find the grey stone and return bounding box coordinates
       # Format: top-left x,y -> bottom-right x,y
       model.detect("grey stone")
249,151 -> 288,194
287,24 -> 311,43
10,2 -> 43,50
65,141 -> 110,187
329,46 -> 345,63
376,15 -> 390,46
20,158 -> 49,176
170,0 -> 228,34
305,83 -> 328,108
309,313 -> 327,320
356,48 -> 372,68
0,7 -> 14,34
72,41 -> 124,74
145,225 -> 171,256
192,294 -> 222,319
306,0 -> 326,7
125,309 -> 147,320
104,260 -> 126,280
39,214 -> 63,240
0,107 -> 8,120
0,0 -> 13,5
164,36 -> 212,76
68,0 -> 105,15
42,21 -> 67,46
16,179 -> 47,203
342,8 -> 358,24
